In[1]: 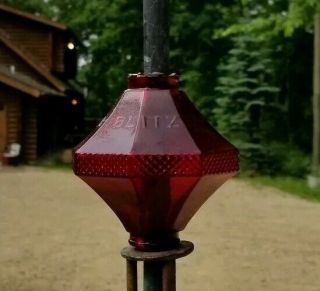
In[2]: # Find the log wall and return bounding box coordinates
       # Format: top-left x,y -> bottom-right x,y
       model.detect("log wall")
0,84 -> 37,162
0,12 -> 66,73
0,85 -> 21,148
22,98 -> 37,162
0,42 -> 50,85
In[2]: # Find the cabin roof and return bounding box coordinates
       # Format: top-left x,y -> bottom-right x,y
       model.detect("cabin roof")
0,4 -> 67,31
0,29 -> 66,92
0,4 -> 80,99
0,65 -> 65,97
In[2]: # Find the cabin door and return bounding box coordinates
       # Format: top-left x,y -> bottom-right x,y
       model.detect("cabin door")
0,101 -> 6,153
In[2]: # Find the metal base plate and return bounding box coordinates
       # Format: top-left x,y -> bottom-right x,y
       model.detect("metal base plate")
121,241 -> 194,262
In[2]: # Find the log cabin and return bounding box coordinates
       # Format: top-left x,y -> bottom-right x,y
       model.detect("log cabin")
0,4 -> 84,162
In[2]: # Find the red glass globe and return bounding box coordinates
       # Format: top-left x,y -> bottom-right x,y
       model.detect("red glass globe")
73,73 -> 239,251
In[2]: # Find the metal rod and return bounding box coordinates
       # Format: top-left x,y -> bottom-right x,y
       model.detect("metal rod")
143,0 -> 169,74
127,260 -> 138,291
163,260 -> 176,291
122,241 -> 194,291
144,261 -> 163,291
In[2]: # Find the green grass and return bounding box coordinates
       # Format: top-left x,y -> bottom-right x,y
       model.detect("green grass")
31,151 -> 73,172
245,176 -> 320,203
38,163 -> 72,171
30,160 -> 72,172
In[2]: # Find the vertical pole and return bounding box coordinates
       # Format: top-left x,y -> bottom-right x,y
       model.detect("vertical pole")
163,260 -> 176,291
144,262 -> 163,291
122,242 -> 193,291
144,260 -> 176,291
143,0 -> 169,74
313,14 -> 320,175
127,260 -> 138,291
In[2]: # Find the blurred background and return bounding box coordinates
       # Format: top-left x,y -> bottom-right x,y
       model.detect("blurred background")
1,0 -> 320,290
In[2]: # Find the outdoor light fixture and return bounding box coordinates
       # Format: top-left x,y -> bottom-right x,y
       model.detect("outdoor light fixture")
73,73 -> 239,251
73,0 -> 239,289
67,42 -> 75,50
71,98 -> 78,106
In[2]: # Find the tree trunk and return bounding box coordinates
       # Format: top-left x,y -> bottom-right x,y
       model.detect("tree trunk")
309,13 -> 320,188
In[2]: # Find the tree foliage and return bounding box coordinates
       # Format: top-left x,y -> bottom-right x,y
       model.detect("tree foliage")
213,34 -> 281,173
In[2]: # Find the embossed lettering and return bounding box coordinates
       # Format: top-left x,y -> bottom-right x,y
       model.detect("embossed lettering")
112,116 -> 126,128
154,116 -> 160,128
142,116 -> 148,128
125,115 -> 135,128
167,115 -> 179,128
112,115 -> 180,129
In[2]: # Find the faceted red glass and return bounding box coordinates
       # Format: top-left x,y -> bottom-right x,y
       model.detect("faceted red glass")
73,74 -> 239,251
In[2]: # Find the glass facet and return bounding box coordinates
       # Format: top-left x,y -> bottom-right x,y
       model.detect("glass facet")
73,74 -> 239,251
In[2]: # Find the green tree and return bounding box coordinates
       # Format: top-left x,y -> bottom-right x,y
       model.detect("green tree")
213,34 -> 281,173
311,13 -> 320,187
214,0 -> 316,177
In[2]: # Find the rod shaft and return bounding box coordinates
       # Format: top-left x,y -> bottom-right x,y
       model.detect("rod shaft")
144,261 -> 163,291
143,0 -> 169,74
121,242 -> 194,291
127,260 -> 138,291
163,260 -> 176,291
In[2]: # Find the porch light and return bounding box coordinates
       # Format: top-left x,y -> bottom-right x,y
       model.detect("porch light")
67,42 -> 75,50
71,98 -> 78,106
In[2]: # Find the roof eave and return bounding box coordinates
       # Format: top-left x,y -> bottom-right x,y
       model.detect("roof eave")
0,4 -> 67,31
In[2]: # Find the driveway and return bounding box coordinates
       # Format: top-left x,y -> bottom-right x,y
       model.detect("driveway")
1,167 -> 320,290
